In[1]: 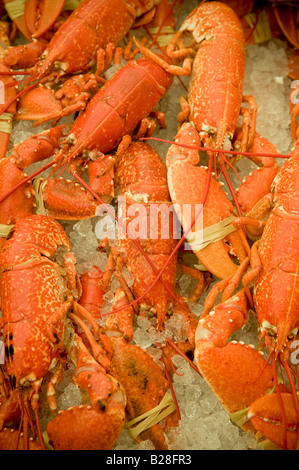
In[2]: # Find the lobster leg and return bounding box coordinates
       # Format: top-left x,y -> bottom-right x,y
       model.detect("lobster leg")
201,257 -> 250,317
46,300 -> 73,346
133,36 -> 193,76
46,357 -> 67,415
178,263 -> 211,304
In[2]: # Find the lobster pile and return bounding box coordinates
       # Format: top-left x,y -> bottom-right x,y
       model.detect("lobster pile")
0,0 -> 298,451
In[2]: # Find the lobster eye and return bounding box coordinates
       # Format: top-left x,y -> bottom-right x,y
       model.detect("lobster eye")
288,333 -> 294,340
267,330 -> 275,337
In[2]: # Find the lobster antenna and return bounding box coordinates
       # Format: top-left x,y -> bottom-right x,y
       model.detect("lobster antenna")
251,349 -> 273,385
4,73 -> 39,89
33,407 -> 47,450
159,353 -> 181,420
221,154 -> 243,184
15,402 -> 24,450
219,160 -> 245,234
166,338 -> 202,376
159,343 -> 184,377
22,403 -> 30,450
140,136 -> 291,160
0,160 -> 56,205
0,135 -> 281,316
283,360 -> 299,450
272,359 -> 288,450
17,398 -> 33,450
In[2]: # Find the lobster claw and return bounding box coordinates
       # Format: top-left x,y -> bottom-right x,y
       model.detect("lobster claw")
3,0 -> 32,41
273,4 -> 299,49
46,374 -> 126,450
46,400 -> 125,451
194,291 -> 274,415
46,334 -> 126,450
248,393 -> 299,450
24,0 -> 66,39
0,389 -> 21,431
37,178 -> 99,220
15,85 -> 62,122
0,389 -> 42,449
0,428 -> 43,450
